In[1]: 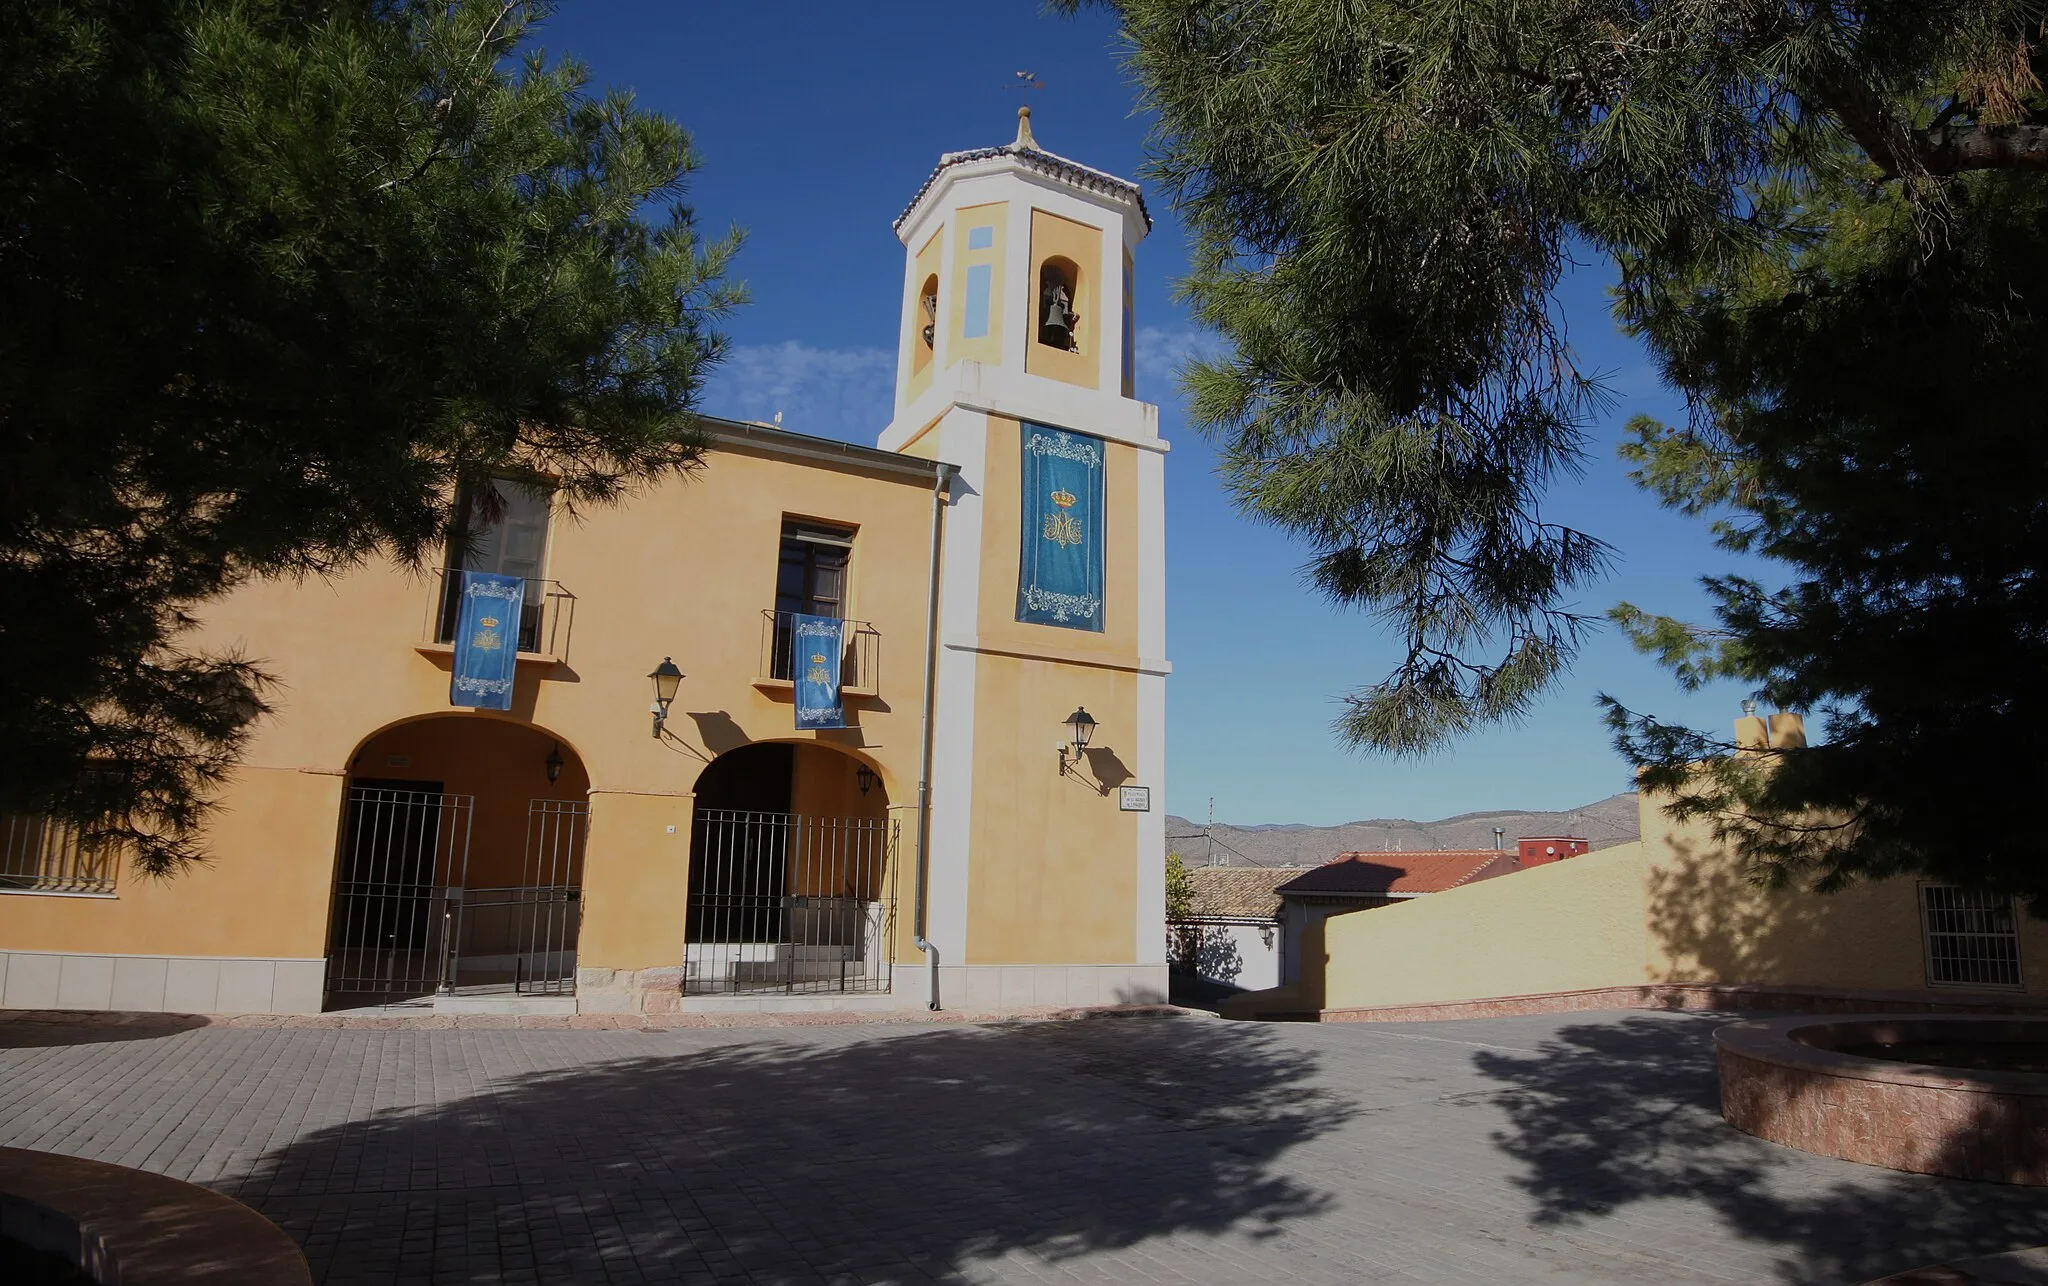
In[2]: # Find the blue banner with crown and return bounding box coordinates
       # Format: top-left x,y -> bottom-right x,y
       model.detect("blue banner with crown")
1016,423 -> 1105,631
449,570 -> 524,710
791,613 -> 848,730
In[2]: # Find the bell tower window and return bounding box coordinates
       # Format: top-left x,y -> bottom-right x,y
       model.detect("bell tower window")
912,273 -> 939,380
1039,259 -> 1079,351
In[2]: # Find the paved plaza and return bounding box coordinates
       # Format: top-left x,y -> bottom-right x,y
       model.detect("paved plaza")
2,1008 -> 2044,1284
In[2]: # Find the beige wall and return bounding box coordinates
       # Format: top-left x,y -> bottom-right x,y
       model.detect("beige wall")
1308,787 -> 2048,1012
1317,843 -> 1652,1011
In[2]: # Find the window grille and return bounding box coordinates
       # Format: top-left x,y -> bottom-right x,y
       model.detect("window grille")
1920,885 -> 2022,988
0,816 -> 117,894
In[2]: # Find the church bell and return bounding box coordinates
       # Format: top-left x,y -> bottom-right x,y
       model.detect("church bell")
1040,283 -> 1074,348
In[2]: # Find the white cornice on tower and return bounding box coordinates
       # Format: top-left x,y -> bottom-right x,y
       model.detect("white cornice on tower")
892,108 -> 1150,245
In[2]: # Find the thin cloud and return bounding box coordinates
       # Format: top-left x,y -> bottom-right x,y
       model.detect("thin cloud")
709,340 -> 896,444
1134,325 -> 1227,400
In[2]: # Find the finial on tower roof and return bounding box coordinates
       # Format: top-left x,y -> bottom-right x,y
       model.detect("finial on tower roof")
1014,105 -> 1038,151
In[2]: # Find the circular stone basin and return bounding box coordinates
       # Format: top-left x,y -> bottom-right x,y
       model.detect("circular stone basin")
1716,1015 -> 2048,1185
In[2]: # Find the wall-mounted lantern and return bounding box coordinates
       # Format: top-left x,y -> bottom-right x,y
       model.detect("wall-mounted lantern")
649,657 -> 683,738
1058,706 -> 1097,774
545,742 -> 565,784
855,764 -> 879,796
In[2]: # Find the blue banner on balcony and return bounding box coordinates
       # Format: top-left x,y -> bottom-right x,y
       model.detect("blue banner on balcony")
791,613 -> 847,730
449,570 -> 524,711
1016,422 -> 1105,631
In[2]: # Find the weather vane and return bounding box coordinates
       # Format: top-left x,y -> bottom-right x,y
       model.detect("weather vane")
1014,70 -> 1045,93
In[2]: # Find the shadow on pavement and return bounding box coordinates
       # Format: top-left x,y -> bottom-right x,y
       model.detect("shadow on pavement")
230,1018 -> 1349,1283
0,1011 -> 212,1048
1471,1011 -> 2048,1284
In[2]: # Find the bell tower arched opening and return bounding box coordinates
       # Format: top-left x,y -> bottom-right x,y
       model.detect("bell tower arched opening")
1038,257 -> 1081,352
685,741 -> 896,996
913,273 -> 939,378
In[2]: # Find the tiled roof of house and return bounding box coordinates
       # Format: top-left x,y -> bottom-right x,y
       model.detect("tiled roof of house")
1274,850 -> 1518,899
1184,866 -> 1314,920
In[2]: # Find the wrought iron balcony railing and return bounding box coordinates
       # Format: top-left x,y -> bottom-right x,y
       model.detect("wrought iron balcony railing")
426,570 -> 576,661
758,610 -> 880,694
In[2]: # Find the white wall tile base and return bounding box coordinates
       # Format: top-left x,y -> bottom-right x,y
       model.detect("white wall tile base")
0,951 -> 326,1015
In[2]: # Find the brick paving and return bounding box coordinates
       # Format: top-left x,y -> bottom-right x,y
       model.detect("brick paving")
1,1007 -> 2044,1284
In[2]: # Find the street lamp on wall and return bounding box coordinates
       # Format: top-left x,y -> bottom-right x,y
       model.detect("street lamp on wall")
855,764 -> 879,796
1058,706 -> 1097,775
545,742 -> 565,784
649,657 -> 683,738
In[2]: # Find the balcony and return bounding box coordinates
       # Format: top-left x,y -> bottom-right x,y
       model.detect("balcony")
420,569 -> 576,664
754,610 -> 880,697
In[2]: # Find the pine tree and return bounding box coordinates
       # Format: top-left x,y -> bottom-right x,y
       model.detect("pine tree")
0,1 -> 742,873
1064,0 -> 2048,898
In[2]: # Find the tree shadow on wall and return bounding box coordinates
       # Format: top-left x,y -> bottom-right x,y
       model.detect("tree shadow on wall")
1471,1012 -> 2048,1284
1644,831 -> 1892,988
226,1019 -> 1350,1283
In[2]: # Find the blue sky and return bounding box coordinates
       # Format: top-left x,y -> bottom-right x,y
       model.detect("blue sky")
539,2 -> 1758,827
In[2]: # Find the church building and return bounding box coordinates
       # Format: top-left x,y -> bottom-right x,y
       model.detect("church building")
0,109 -> 1172,1017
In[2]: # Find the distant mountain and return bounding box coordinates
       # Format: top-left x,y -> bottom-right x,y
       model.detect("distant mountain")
1164,793 -> 1641,868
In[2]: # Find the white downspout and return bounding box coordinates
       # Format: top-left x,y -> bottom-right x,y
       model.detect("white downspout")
913,461 -> 953,1009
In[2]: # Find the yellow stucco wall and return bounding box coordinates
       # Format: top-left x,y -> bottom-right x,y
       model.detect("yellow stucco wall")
965,655 -> 1138,964
0,766 -> 343,960
0,441 -> 944,980
948,202 -> 1006,370
1024,209 -> 1101,389
958,410 -> 1144,965
1317,842 -> 1652,1011
1638,791 -> 2048,995
1308,783 -> 2048,1012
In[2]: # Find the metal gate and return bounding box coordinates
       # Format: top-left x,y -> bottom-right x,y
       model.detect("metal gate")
685,810 -> 897,994
325,785 -> 473,1007
450,800 -> 587,995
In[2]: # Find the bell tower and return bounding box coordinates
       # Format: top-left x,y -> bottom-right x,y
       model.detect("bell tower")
882,109 -> 1169,1008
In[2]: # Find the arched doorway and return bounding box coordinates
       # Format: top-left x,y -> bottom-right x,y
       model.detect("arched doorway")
685,742 -> 895,996
324,715 -> 590,1009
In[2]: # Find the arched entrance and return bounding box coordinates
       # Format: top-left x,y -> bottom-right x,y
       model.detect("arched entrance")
324,715 -> 591,1009
685,742 -> 896,995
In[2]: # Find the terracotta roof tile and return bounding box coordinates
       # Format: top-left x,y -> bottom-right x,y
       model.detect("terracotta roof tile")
1183,866 -> 1313,920
1274,851 -> 1518,898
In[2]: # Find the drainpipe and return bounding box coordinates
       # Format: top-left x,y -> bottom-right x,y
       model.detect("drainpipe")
913,462 -> 953,1010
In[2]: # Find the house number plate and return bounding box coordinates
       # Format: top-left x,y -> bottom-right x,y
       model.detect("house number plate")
1118,786 -> 1151,812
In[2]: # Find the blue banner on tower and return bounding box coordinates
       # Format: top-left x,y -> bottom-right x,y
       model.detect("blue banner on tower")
449,571 -> 524,710
791,613 -> 847,730
1016,422 -> 1106,631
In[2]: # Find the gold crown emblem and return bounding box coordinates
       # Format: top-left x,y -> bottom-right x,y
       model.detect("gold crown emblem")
810,655 -> 826,665
479,616 -> 499,628
1050,488 -> 1076,509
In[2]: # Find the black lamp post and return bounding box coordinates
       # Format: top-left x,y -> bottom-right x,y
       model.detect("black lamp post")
649,657 -> 683,738
1060,706 -> 1097,773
